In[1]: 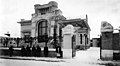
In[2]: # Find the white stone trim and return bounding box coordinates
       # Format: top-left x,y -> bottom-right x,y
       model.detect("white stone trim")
62,49 -> 72,59
101,49 -> 113,60
113,50 -> 120,53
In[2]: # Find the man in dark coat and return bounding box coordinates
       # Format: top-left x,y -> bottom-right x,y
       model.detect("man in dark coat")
21,46 -> 26,56
16,37 -> 20,47
36,45 -> 41,57
9,46 -> 14,57
29,37 -> 33,48
56,46 -> 62,58
5,38 -> 9,47
32,45 -> 36,56
44,46 -> 48,57
26,45 -> 31,56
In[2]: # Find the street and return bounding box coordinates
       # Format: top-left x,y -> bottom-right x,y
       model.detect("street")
0,47 -> 120,66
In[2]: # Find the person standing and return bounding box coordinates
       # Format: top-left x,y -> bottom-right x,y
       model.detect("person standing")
29,37 -> 33,48
26,45 -> 31,56
3,38 -> 6,47
36,45 -> 41,57
16,37 -> 20,47
9,45 -> 14,57
19,38 -> 25,47
21,46 -> 26,56
5,38 -> 9,47
31,45 -> 36,56
44,46 -> 48,57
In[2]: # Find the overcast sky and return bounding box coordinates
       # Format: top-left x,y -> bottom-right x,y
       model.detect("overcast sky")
0,0 -> 120,38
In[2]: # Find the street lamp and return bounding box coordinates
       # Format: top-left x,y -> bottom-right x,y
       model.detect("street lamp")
53,10 -> 60,48
98,34 -> 102,59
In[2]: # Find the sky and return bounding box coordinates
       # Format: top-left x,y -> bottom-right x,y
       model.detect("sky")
0,0 -> 120,38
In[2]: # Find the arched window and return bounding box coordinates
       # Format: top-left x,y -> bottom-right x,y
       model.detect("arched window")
38,20 -> 48,42
38,20 -> 47,36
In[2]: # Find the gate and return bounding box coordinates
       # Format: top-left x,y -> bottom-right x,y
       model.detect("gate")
72,35 -> 76,57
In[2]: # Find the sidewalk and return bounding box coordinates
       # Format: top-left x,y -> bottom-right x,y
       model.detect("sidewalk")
0,55 -> 65,62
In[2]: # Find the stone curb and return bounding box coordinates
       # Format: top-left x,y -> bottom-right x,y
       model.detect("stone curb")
0,56 -> 65,62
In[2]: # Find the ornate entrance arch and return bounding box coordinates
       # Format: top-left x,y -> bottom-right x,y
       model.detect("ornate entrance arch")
37,19 -> 48,42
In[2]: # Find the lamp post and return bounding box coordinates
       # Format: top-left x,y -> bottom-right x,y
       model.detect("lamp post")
98,34 -> 102,59
53,23 -> 57,48
53,10 -> 60,48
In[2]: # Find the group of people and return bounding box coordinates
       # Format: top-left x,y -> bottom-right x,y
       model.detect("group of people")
0,37 -> 63,58
9,45 -> 62,57
0,37 -> 38,48
8,45 -> 49,57
20,45 -> 42,57
8,45 -> 42,57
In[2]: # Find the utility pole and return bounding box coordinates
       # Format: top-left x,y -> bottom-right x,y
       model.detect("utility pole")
54,22 -> 57,48
53,10 -> 59,48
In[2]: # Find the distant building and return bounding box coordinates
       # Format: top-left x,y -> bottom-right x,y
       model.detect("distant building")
91,38 -> 101,47
18,19 -> 31,38
18,1 -> 91,49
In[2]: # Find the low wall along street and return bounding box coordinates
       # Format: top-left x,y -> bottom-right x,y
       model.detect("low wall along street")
0,48 -> 57,57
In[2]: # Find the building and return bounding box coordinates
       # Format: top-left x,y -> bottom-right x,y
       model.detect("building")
18,1 -> 91,49
58,18 -> 91,49
91,38 -> 101,47
100,21 -> 120,60
18,19 -> 31,38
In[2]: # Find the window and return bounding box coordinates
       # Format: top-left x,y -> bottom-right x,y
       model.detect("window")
38,20 -> 48,42
87,38 -> 88,44
38,20 -> 47,36
84,34 -> 86,45
84,34 -> 88,44
80,34 -> 82,44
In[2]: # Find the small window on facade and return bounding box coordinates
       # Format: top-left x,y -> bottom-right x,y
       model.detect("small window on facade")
84,34 -> 86,45
87,38 -> 88,44
80,34 -> 82,44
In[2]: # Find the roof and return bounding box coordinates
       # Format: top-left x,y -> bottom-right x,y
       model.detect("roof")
58,18 -> 91,30
17,20 -> 31,24
21,30 -> 31,33
34,1 -> 58,9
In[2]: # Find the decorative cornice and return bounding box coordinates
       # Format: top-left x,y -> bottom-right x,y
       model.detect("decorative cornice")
17,20 -> 31,24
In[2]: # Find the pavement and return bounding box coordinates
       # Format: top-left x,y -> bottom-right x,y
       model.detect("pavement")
0,55 -> 65,62
1,47 -> 120,66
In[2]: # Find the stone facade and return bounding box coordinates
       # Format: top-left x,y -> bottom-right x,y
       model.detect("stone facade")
31,1 -> 66,38
18,20 -> 31,38
18,1 -> 91,49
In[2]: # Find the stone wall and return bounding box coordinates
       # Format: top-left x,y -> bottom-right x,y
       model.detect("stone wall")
0,48 -> 57,57
101,32 -> 113,50
101,31 -> 120,60
101,32 -> 113,60
113,33 -> 120,50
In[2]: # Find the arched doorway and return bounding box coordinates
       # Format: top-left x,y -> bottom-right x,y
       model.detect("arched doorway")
38,19 -> 48,43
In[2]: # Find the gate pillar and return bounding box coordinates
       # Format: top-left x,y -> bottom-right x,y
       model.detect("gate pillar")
62,25 -> 75,58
